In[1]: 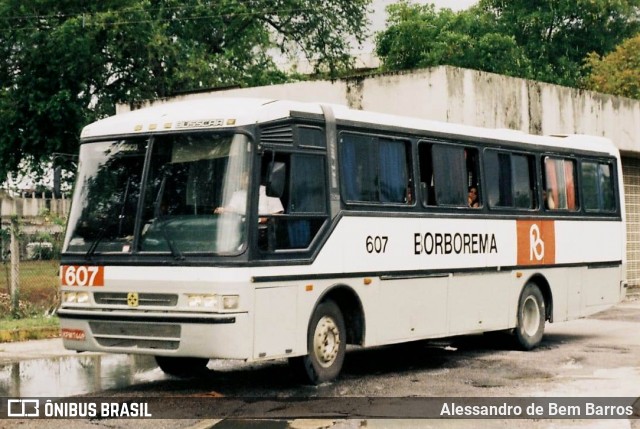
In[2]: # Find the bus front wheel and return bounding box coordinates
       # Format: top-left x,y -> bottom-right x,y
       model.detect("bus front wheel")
514,283 -> 546,350
155,356 -> 209,377
290,300 -> 346,384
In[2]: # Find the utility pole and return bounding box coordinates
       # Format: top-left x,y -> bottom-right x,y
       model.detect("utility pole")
10,216 -> 20,318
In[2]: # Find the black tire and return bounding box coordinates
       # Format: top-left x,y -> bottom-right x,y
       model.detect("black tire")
514,283 -> 546,350
289,300 -> 346,384
155,356 -> 209,377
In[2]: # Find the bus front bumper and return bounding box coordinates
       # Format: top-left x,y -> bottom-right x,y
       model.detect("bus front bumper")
57,308 -> 252,360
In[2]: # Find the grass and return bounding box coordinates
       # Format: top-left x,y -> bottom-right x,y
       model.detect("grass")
1,259 -> 61,340
0,314 -> 59,331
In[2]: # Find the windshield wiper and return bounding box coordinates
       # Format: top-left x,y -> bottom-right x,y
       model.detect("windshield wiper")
85,228 -> 106,259
154,176 -> 166,218
156,218 -> 184,261
117,177 -> 132,236
151,175 -> 184,260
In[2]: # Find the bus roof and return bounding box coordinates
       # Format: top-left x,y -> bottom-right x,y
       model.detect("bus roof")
81,97 -> 618,157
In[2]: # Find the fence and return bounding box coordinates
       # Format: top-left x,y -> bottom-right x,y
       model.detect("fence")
1,214 -> 64,319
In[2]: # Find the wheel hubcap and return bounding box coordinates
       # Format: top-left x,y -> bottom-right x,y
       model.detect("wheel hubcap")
313,316 -> 340,368
522,296 -> 541,336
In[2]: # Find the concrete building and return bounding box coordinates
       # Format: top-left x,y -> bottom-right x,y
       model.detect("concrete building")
119,66 -> 640,286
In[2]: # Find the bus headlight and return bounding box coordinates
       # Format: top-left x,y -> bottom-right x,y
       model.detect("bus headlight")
187,294 -> 204,307
76,292 -> 90,304
186,294 -> 239,311
202,295 -> 218,308
63,291 -> 90,305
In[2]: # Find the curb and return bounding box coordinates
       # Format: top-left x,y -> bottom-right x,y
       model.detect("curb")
0,326 -> 60,343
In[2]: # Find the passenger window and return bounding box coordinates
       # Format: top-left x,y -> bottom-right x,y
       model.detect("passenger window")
513,155 -> 534,208
340,133 -> 412,204
582,162 -> 599,210
433,145 -> 467,206
600,164 -> 616,211
484,150 -> 535,209
259,151 -> 328,252
581,161 -> 616,212
419,142 -> 480,208
543,157 -> 578,211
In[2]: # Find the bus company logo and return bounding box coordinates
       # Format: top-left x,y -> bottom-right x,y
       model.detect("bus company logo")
127,292 -> 139,308
517,220 -> 555,266
176,118 -> 224,129
529,224 -> 545,261
7,399 -> 40,417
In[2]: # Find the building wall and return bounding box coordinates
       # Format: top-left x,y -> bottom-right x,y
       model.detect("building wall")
124,66 -> 640,285
1,196 -> 69,220
623,158 -> 640,287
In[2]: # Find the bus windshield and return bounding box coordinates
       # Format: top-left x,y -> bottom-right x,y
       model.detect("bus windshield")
64,132 -> 251,256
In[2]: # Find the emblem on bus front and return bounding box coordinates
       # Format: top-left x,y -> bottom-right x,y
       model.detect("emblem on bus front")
127,292 -> 139,308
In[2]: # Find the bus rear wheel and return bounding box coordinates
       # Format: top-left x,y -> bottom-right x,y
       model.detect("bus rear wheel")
290,300 -> 346,384
514,283 -> 546,350
155,356 -> 209,377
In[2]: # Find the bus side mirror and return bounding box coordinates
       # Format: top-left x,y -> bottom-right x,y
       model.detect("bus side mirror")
267,162 -> 286,198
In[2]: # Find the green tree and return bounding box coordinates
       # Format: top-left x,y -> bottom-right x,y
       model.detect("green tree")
376,2 -> 532,77
480,0 -> 640,86
584,34 -> 640,99
376,0 -> 640,87
0,0 -> 371,180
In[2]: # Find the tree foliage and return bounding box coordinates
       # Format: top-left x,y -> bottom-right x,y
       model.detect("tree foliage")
0,0 -> 371,180
376,3 -> 531,77
481,0 -> 640,85
376,0 -> 640,87
584,34 -> 640,99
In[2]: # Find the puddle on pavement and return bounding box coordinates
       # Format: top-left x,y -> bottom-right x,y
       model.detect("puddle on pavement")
0,354 -> 163,397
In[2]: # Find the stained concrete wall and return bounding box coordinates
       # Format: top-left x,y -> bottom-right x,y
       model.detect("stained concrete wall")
124,66 -> 640,155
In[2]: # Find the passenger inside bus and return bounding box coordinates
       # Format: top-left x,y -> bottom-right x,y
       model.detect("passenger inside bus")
544,189 -> 556,209
468,186 -> 479,208
214,172 -> 283,220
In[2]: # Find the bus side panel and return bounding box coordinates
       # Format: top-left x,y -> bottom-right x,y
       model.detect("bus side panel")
555,221 -> 623,265
565,267 -> 584,321
448,271 -> 512,336
369,277 -> 448,345
583,265 -> 625,314
253,285 -> 298,359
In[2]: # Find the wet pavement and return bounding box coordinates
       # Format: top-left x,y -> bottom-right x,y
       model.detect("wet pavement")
0,348 -> 162,397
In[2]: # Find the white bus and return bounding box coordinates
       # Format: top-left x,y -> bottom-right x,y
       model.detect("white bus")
58,98 -> 627,384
